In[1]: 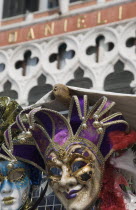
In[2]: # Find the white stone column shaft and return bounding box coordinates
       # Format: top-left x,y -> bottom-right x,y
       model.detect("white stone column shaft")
97,0 -> 105,3
39,0 -> 48,11
0,0 -> 4,20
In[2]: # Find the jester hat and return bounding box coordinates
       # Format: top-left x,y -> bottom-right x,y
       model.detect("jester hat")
0,107 -> 45,173
0,101 -> 47,209
25,95 -> 129,168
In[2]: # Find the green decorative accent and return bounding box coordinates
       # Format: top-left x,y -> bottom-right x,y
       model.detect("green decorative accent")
0,96 -> 22,146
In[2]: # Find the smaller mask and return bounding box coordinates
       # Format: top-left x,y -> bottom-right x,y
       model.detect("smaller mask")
0,160 -> 31,210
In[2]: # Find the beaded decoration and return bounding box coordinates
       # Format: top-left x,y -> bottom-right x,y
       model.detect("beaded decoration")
20,95 -> 129,167
1,95 -> 129,169
0,107 -> 45,172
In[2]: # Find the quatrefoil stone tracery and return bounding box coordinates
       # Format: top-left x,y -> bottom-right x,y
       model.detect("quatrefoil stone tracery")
0,20 -> 135,107
80,29 -> 117,68
119,23 -> 136,61
43,37 -> 78,72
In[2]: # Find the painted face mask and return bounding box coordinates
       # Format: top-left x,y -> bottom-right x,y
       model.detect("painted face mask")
47,144 -> 102,210
26,95 -> 128,209
0,160 -> 31,210
0,103 -> 45,210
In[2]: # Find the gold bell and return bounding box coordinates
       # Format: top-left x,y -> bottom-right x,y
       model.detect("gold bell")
82,123 -> 87,129
93,121 -> 100,128
7,162 -> 14,170
82,117 -> 85,121
26,131 -> 32,138
93,114 -> 99,120
97,127 -> 103,134
20,137 -> 26,144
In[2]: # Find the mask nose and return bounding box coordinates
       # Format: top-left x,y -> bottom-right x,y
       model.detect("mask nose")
59,166 -> 77,191
0,179 -> 13,194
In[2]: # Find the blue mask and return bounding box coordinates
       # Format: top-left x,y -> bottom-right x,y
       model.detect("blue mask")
0,160 -> 31,210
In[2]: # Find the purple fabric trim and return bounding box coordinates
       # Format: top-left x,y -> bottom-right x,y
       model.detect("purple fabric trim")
22,122 -> 29,130
27,96 -> 127,163
16,115 -> 24,130
13,145 -> 45,169
100,115 -> 127,157
31,126 -> 50,156
47,112 -> 70,141
35,111 -> 53,138
0,144 -> 45,170
54,129 -> 69,145
79,97 -> 84,116
16,109 -> 31,130
0,147 -> 8,157
102,100 -> 112,112
78,119 -> 99,145
12,123 -> 18,129
65,142 -> 104,165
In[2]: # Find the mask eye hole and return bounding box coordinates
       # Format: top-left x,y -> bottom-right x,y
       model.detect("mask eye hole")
72,161 -> 87,173
80,171 -> 93,182
49,167 -> 62,177
8,168 -> 25,182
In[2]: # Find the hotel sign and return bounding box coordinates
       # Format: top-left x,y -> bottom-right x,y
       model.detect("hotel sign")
0,1 -> 136,47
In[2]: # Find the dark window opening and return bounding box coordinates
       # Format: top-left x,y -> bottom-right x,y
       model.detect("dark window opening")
0,81 -> 18,100
48,0 -> 59,9
48,0 -> 80,9
104,60 -> 134,94
28,74 -> 52,105
66,68 -> 93,89
3,0 -> 39,18
0,63 -> 5,72
70,0 -> 80,2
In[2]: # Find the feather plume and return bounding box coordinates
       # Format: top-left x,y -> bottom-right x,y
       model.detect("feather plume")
109,131 -> 136,150
110,149 -> 136,193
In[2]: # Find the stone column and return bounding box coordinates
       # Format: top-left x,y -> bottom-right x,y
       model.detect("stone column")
39,0 -> 48,11
59,0 -> 70,14
97,0 -> 105,3
0,0 -> 4,20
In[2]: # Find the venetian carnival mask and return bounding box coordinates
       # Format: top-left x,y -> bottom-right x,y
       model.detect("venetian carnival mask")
24,95 -> 128,210
0,160 -> 31,210
46,144 -> 102,210
0,109 -> 45,210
